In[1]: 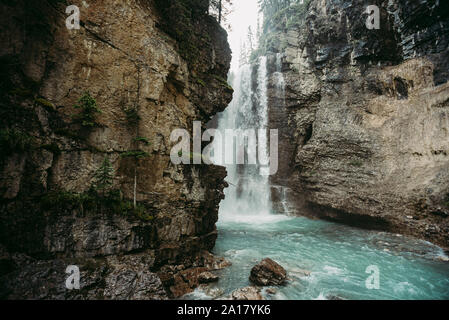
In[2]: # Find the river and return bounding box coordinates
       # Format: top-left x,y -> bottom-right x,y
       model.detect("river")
187,56 -> 449,300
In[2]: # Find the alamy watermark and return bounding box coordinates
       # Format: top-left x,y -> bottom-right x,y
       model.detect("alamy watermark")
365,265 -> 380,290
366,5 -> 380,30
65,265 -> 80,290
64,4 -> 381,30
66,5 -> 80,30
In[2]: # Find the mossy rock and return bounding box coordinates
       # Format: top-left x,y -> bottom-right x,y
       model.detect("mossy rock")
0,128 -> 34,160
213,75 -> 233,91
196,78 -> 206,87
120,150 -> 150,160
35,97 -> 56,111
40,190 -> 155,222
133,137 -> 151,145
349,160 -> 364,167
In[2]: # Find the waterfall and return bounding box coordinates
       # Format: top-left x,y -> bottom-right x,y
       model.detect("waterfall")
214,56 -> 274,223
274,53 -> 285,98
271,53 -> 291,215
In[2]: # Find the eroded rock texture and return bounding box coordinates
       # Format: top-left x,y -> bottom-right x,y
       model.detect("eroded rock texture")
249,258 -> 287,286
267,0 -> 449,247
0,0 -> 232,299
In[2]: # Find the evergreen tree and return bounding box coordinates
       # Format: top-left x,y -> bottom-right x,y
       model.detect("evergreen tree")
209,0 -> 233,25
256,15 -> 262,40
93,156 -> 114,196
74,92 -> 102,127
247,26 -> 255,53
239,40 -> 248,67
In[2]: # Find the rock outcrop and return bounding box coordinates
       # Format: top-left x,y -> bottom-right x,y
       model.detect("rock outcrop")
198,271 -> 219,284
227,286 -> 264,301
0,0 -> 232,299
249,258 -> 287,286
266,0 -> 449,247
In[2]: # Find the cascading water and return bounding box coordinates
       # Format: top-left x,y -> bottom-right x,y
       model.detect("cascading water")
271,53 -> 291,215
274,53 -> 285,96
214,56 -> 277,223
186,56 -> 449,301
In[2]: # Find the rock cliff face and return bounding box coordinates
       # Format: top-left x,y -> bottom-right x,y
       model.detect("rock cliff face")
267,0 -> 449,247
0,0 -> 232,299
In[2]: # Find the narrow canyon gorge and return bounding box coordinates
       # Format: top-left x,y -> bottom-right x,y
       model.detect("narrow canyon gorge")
0,0 -> 448,300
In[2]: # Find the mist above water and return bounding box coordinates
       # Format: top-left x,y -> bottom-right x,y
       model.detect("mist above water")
215,56 -> 273,223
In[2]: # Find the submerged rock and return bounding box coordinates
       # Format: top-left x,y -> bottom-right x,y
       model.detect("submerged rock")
436,256 -> 449,262
249,258 -> 287,286
326,294 -> 346,301
290,268 -> 311,277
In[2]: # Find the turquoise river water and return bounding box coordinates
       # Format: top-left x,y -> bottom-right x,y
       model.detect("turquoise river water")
186,213 -> 449,300
184,55 -> 449,300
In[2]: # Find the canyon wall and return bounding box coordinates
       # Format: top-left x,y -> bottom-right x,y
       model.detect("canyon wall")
0,0 -> 232,299
268,0 -> 449,247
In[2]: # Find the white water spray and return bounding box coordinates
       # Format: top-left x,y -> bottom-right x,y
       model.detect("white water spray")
274,53 -> 285,96
215,57 -> 278,223
271,53 -> 291,215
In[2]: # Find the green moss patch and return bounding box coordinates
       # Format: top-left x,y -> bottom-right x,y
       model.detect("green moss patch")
40,190 -> 154,222
35,97 -> 56,111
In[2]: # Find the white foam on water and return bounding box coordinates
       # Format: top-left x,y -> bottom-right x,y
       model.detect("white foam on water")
393,282 -> 418,296
323,266 -> 344,275
314,292 -> 327,300
219,213 -> 292,225
223,248 -> 260,260
182,288 -> 213,300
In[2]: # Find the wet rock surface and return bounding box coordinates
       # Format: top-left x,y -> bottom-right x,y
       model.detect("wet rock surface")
157,251 -> 231,298
249,258 -> 287,286
227,287 -> 264,301
198,272 -> 219,284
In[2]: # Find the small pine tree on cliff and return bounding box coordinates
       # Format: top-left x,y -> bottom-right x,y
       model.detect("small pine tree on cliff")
93,157 -> 114,196
74,92 -> 102,127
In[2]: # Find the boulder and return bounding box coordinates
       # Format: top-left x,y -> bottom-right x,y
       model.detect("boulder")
249,258 -> 287,286
198,271 -> 219,284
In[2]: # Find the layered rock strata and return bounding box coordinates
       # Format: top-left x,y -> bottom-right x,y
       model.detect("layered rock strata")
0,0 -> 232,299
267,0 -> 449,247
